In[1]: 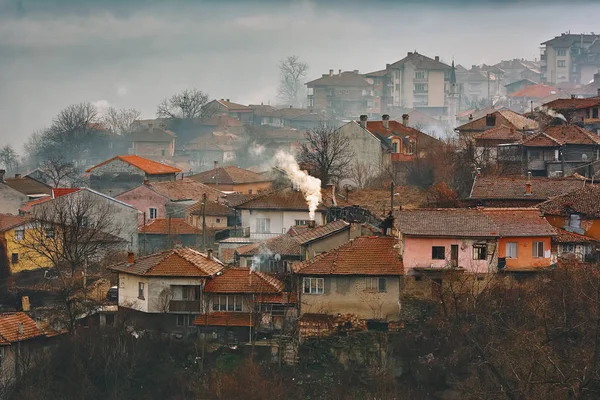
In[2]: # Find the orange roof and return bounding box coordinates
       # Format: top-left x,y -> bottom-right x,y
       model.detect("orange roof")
544,96 -> 600,110
189,166 -> 272,185
293,236 -> 404,275
0,214 -> 29,232
522,125 -> 600,147
85,155 -> 181,175
0,312 -> 46,344
204,268 -> 284,293
108,247 -> 223,277
140,218 -> 201,235
18,197 -> 52,213
52,188 -> 80,198
193,312 -> 253,327
509,84 -> 559,99
473,125 -> 524,142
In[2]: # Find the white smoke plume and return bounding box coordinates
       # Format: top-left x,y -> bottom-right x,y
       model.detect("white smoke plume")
250,246 -> 273,272
249,142 -> 266,157
274,150 -> 322,220
538,106 -> 567,122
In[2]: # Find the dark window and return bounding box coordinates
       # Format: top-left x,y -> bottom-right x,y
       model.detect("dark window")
432,246 -> 445,260
11,253 -> 18,264
593,108 -> 599,119
138,282 -> 145,299
415,276 -> 422,281
473,244 -> 487,260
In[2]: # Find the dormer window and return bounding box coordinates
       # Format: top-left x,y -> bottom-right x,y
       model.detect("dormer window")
392,141 -> 399,153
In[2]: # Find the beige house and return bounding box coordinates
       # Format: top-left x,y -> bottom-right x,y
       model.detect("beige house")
129,123 -> 176,157
293,236 -> 404,321
186,200 -> 235,230
541,33 -> 600,84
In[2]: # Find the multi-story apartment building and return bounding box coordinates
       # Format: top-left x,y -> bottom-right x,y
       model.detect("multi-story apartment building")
306,70 -> 374,118
541,33 -> 600,84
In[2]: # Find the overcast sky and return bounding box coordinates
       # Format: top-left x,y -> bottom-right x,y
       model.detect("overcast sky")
1,0 -> 600,150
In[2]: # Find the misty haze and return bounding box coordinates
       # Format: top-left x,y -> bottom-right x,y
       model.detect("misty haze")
3,1 -> 600,399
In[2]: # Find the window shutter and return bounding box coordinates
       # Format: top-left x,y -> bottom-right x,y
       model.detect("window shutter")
323,277 -> 331,294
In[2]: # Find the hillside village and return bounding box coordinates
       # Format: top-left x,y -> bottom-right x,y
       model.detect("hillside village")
3,31 -> 600,399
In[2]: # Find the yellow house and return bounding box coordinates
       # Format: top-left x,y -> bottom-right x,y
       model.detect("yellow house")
0,215 -> 51,273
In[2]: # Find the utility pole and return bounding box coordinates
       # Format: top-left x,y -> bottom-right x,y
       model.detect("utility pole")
202,193 -> 207,252
143,212 -> 147,256
390,181 -> 395,212
83,258 -> 88,302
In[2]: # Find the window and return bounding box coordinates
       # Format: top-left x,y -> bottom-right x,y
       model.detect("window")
473,244 -> 487,260
77,216 -> 89,227
216,218 -> 221,223
181,285 -> 201,301
392,141 -> 399,153
148,208 -> 158,220
295,220 -> 310,226
303,277 -> 325,294
176,314 -> 194,327
560,243 -> 576,254
138,282 -> 145,299
212,295 -> 243,312
506,242 -> 518,259
569,214 -> 581,229
415,71 -> 426,80
557,60 -> 566,68
407,141 -> 415,155
256,218 -> 270,233
45,227 -> 55,239
557,48 -> 567,56
14,229 -> 24,241
365,277 -> 387,293
432,246 -> 445,260
11,253 -> 18,264
532,241 -> 545,258
248,189 -> 253,194
414,83 -> 428,93
593,108 -> 599,119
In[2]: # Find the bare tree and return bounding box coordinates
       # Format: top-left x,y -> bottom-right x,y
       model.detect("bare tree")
42,156 -> 80,188
156,88 -> 210,120
277,55 -> 309,107
48,103 -> 99,138
19,191 -> 126,331
0,145 -> 18,172
101,107 -> 141,135
298,125 -> 354,184
349,160 -> 376,189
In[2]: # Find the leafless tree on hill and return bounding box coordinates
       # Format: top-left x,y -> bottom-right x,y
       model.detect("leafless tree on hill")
156,88 -> 211,120
42,156 -> 81,188
277,55 -> 308,107
0,145 -> 19,172
101,107 -> 141,135
298,125 -> 354,184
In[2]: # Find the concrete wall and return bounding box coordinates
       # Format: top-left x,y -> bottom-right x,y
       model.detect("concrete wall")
302,226 -> 358,260
0,183 -> 28,214
498,236 -> 552,270
428,70 -> 446,107
402,236 -> 495,273
240,209 -> 325,237
299,275 -> 401,321
147,276 -> 207,313
115,185 -> 168,226
188,214 -> 228,230
337,122 -> 384,186
119,273 -> 149,312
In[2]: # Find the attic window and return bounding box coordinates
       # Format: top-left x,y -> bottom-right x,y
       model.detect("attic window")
569,214 -> 581,229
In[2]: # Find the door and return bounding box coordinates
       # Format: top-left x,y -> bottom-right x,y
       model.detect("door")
450,244 -> 459,267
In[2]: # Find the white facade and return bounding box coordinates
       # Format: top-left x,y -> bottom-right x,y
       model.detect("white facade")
240,209 -> 325,238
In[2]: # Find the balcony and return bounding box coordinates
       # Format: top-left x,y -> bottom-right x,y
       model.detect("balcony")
169,300 -> 202,313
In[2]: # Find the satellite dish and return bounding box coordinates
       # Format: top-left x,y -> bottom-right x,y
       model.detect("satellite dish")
274,254 -> 281,261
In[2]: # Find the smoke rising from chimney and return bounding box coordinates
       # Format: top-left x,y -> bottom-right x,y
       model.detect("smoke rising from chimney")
274,150 -> 322,220
538,106 -> 566,122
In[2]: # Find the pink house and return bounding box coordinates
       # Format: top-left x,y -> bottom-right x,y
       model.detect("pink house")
115,184 -> 169,226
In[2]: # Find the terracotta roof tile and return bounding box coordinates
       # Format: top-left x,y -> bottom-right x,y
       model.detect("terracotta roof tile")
293,236 -> 403,275
470,175 -> 587,200
219,248 -> 237,264
473,125 -> 524,142
216,100 -> 252,111
542,125 -> 600,146
108,247 -> 223,277
0,312 -> 45,344
193,312 -> 253,327
538,185 -> 600,217
52,188 -> 80,198
552,226 -> 599,243
187,200 -> 235,217
147,178 -> 222,202
388,52 -> 451,70
189,166 -> 272,185
364,120 -> 442,148
204,268 -> 284,293
235,187 -> 328,211
457,109 -> 538,132
140,218 -> 201,235
520,132 -> 562,147
235,234 -> 302,257
18,197 -> 52,213
544,96 -> 600,111
292,220 -> 350,245
4,176 -> 52,196
86,155 -> 181,175
0,214 -> 29,232
509,84 -> 559,98
481,208 -> 556,237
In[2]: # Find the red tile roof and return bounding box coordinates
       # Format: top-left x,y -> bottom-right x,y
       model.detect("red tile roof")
215,99 -> 252,112
140,218 -> 201,235
522,125 -> 600,147
0,214 -> 29,232
147,178 -> 222,202
0,312 -> 46,344
108,247 -> 223,277
189,166 -> 272,185
456,109 -> 538,133
52,188 -> 80,198
473,125 -> 524,142
509,84 -> 559,98
187,200 -> 235,217
538,185 -> 600,217
292,220 -> 350,245
520,132 -> 562,147
544,96 -> 600,111
293,236 -> 403,275
552,226 -> 599,243
481,208 -> 556,237
470,175 -> 588,200
235,187 -> 328,211
204,268 -> 284,293
193,312 -> 253,327
306,71 -> 371,87
85,155 -> 181,175
18,197 -> 52,213
235,234 -> 302,257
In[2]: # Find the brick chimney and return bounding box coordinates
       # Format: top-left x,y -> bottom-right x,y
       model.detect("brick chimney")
359,115 -> 368,129
525,172 -> 532,196
435,56 -> 440,62
127,252 -> 135,264
469,114 -> 473,121
402,114 -> 409,127
207,249 -> 213,260
485,113 -> 496,127
329,69 -> 334,77
326,182 -> 336,206
214,161 -> 219,170
382,114 -> 390,129
0,169 -> 5,183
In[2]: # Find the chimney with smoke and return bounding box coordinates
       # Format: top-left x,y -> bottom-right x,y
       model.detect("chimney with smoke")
359,115 -> 368,129
329,69 -> 334,77
274,151 -> 322,220
469,114 -> 473,121
402,114 -> 409,127
382,114 -> 390,129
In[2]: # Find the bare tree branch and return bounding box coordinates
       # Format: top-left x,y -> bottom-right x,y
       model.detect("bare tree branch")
277,55 -> 309,107
156,88 -> 210,120
102,107 -> 141,135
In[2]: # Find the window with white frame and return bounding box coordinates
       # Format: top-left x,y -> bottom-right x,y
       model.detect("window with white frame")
414,83 -> 428,93
532,241 -> 545,258
256,218 -> 270,233
295,220 -> 310,226
138,282 -> 145,299
148,208 -> 158,220
14,229 -> 24,241
557,48 -> 567,56
506,242 -> 518,259
415,71 -> 426,80
212,295 -> 243,312
365,277 -> 387,293
557,60 -> 566,68
303,277 -> 324,294
569,214 -> 581,229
